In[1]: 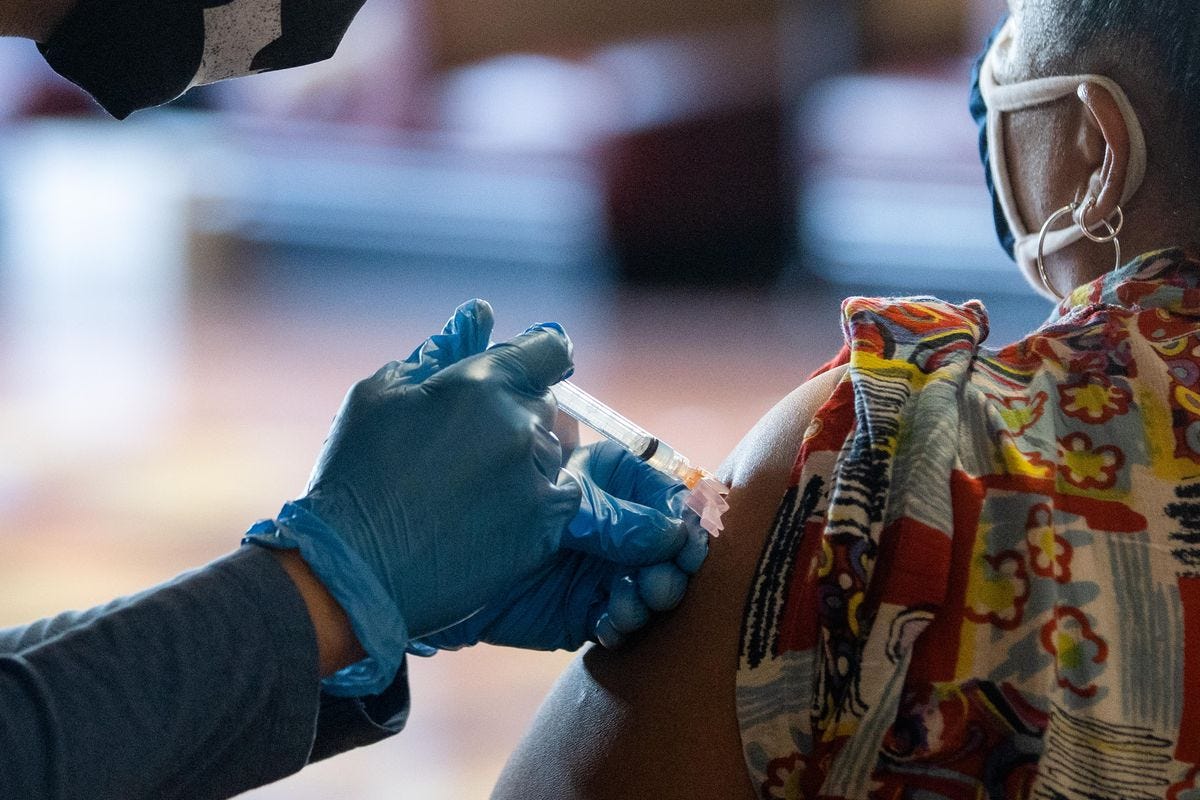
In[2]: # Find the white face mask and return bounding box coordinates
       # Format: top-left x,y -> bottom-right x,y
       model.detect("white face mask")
978,17 -> 1148,298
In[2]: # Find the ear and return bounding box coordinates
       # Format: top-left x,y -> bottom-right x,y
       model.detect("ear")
1076,82 -> 1130,229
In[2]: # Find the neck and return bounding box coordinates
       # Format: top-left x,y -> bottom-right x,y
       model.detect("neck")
1044,192 -> 1199,295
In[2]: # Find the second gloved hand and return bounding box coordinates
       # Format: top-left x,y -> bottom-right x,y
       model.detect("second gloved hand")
245,300 -> 581,695
416,440 -> 710,652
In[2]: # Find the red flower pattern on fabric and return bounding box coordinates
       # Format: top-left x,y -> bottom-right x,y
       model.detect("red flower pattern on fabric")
1057,433 -> 1125,490
987,391 -> 1048,436
761,752 -> 803,800
1025,504 -> 1072,582
1040,606 -> 1109,699
737,250 -> 1200,800
1059,376 -> 1132,425
964,551 -> 1029,631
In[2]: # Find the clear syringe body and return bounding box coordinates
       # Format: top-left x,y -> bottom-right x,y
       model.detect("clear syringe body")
551,380 -> 709,489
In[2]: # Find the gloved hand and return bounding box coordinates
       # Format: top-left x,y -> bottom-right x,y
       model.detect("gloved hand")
245,300 -> 581,695
416,440 -> 710,652
397,305 -> 709,652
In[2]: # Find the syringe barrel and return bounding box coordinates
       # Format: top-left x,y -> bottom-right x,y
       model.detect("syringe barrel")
552,380 -> 709,488
642,441 -> 699,487
551,380 -> 656,458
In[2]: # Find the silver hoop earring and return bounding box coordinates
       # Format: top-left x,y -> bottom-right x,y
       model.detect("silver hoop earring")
1037,203 -> 1076,300
1078,199 -> 1124,245
1036,201 -> 1122,301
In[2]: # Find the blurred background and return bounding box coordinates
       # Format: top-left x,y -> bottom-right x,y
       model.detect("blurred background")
0,0 -> 1047,796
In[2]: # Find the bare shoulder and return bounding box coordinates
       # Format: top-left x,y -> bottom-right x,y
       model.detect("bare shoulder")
492,366 -> 847,800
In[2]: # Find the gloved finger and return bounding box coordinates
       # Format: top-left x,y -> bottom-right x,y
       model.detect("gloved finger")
485,322 -> 574,397
571,441 -> 687,513
675,521 -> 709,575
594,613 -> 625,649
522,388 -> 559,435
563,471 -> 687,565
549,475 -> 584,549
534,426 -> 565,482
402,299 -> 496,381
372,300 -> 496,388
637,561 -> 689,612
553,413 -> 581,465
607,573 -> 650,634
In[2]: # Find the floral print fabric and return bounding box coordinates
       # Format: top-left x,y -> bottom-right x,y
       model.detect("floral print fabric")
737,249 -> 1200,799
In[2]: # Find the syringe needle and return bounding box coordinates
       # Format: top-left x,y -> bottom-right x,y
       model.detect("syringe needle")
551,380 -> 729,536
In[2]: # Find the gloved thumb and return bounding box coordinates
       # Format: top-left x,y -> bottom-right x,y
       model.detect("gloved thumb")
401,299 -> 495,383
484,322 -> 574,395
567,441 -> 686,513
559,470 -> 687,566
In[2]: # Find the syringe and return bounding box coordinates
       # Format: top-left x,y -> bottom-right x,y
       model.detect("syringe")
551,380 -> 719,490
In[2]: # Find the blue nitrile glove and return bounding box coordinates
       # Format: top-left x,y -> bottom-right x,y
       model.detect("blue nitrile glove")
416,440 -> 710,652
244,299 -> 581,695
575,441 -> 709,649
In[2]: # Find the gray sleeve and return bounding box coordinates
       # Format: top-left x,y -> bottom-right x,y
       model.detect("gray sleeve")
0,546 -> 408,799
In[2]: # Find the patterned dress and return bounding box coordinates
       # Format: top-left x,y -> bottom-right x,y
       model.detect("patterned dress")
737,248 -> 1200,800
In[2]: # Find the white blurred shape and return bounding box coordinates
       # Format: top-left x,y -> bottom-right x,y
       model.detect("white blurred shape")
1,122 -> 189,459
798,73 -> 1033,294
439,55 -> 619,151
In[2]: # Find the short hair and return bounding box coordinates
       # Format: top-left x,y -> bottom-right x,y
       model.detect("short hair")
1017,1 -> 1200,192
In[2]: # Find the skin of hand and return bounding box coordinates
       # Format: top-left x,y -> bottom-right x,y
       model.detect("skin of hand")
0,0 -> 77,40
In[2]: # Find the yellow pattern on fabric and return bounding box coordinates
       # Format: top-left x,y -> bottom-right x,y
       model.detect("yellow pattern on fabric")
736,249 -> 1200,800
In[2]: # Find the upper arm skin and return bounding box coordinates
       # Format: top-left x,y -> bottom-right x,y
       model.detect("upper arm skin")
492,365 -> 848,800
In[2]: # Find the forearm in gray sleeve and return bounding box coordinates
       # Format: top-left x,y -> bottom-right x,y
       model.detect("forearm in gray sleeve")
0,547 -> 320,800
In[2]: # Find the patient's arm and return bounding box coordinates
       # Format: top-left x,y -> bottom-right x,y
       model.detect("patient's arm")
493,365 -> 847,800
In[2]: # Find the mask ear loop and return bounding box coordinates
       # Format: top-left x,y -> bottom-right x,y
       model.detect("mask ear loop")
1037,200 -> 1123,300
